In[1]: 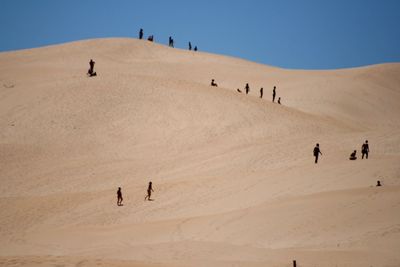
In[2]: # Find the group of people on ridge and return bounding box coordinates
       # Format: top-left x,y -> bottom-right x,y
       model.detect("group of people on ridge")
313,140 -> 370,164
212,79 -> 281,104
139,28 -> 197,51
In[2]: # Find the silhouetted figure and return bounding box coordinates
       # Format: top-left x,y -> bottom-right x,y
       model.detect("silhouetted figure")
349,150 -> 357,160
361,140 -> 369,159
139,28 -> 144,40
237,88 -> 242,93
313,143 -> 322,163
144,181 -> 154,201
189,42 -> 192,50
272,86 -> 276,102
376,180 -> 382,187
169,36 -> 174,47
147,35 -> 154,42
117,187 -> 123,206
87,59 -> 97,77
245,83 -> 250,94
211,79 -> 218,87
277,97 -> 281,104
260,87 -> 263,98
194,46 -> 198,51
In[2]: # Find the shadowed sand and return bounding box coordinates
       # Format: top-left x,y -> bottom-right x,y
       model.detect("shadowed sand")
0,38 -> 400,267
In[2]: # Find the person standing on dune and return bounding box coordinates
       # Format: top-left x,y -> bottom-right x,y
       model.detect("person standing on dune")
260,87 -> 263,98
313,143 -> 322,163
139,28 -> 143,40
272,86 -> 276,102
361,140 -> 369,159
245,83 -> 250,94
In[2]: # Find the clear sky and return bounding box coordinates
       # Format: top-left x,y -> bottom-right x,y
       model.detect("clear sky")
1,0 -> 399,69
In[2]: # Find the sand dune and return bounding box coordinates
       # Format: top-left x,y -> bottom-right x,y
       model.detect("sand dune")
1,38 -> 400,266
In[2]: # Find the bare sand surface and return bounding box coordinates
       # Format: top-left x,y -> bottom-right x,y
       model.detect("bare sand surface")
1,38 -> 399,266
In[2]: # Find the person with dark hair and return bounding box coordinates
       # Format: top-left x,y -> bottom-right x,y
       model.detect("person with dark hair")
117,187 -> 123,206
144,181 -> 154,201
87,59 -> 96,77
361,140 -> 369,159
211,79 -> 218,87
272,86 -> 276,102
139,28 -> 143,40
260,87 -> 263,98
194,46 -> 198,51
245,83 -> 250,94
189,42 -> 192,50
376,180 -> 382,187
349,150 -> 357,160
313,143 -> 322,163
277,97 -> 281,104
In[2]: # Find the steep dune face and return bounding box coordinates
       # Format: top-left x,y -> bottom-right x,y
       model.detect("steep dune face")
0,38 -> 399,267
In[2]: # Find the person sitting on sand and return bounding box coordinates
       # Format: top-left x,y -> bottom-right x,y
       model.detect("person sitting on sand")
211,79 -> 218,87
349,150 -> 357,160
144,181 -> 154,201
117,187 -> 123,206
376,180 -> 382,187
237,88 -> 242,93
277,97 -> 281,104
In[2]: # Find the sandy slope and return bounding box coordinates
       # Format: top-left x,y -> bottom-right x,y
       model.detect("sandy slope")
0,38 -> 399,267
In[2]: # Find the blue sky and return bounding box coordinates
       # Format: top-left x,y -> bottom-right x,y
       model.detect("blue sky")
0,0 -> 399,69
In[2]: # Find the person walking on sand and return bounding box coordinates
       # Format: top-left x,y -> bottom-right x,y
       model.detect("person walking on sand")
313,143 -> 322,164
245,83 -> 250,94
361,140 -> 369,159
144,181 -> 154,201
117,187 -> 123,206
260,87 -> 263,98
272,86 -> 276,102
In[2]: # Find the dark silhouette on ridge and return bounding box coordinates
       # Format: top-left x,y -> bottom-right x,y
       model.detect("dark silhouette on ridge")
272,86 -> 276,102
139,28 -> 143,40
189,42 -> 192,50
